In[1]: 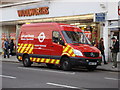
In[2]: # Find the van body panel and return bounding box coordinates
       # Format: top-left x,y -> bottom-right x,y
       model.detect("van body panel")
70,44 -> 99,53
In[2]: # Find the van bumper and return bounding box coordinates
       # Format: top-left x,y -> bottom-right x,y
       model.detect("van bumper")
70,57 -> 102,66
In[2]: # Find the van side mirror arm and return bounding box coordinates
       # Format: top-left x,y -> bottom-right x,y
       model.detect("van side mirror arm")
60,40 -> 65,46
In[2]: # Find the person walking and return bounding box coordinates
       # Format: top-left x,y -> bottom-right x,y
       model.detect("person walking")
10,39 -> 14,56
110,37 -> 119,68
2,39 -> 10,58
98,38 -> 108,64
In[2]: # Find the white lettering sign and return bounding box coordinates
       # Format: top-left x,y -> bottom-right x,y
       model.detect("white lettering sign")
21,34 -> 34,40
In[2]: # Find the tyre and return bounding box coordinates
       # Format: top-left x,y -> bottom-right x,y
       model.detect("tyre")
86,66 -> 97,71
61,57 -> 72,71
46,63 -> 54,68
23,55 -> 31,67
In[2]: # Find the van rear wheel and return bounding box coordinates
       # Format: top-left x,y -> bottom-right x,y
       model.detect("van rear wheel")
23,55 -> 31,67
61,57 -> 72,71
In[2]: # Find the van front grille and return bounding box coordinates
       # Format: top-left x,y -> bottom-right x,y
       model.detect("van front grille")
83,52 -> 99,57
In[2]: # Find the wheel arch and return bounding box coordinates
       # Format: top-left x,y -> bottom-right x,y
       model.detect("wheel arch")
60,55 -> 70,64
22,53 -> 29,60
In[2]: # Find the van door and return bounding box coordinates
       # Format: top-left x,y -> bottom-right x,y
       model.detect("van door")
50,31 -> 64,57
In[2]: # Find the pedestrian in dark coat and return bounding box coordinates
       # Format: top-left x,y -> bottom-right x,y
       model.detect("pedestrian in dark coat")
98,38 -> 107,64
10,39 -> 14,56
2,39 -> 10,58
110,37 -> 119,68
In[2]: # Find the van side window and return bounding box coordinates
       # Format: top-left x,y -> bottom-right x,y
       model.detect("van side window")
52,31 -> 64,45
52,31 -> 60,43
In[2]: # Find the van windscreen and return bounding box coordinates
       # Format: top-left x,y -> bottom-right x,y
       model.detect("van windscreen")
62,31 -> 91,45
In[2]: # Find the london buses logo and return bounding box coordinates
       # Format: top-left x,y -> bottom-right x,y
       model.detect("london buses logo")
38,32 -> 46,42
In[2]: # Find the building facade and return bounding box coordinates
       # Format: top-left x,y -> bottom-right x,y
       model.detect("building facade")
0,0 -> 119,61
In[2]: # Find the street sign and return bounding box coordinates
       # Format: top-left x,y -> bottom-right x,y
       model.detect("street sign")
94,13 -> 106,22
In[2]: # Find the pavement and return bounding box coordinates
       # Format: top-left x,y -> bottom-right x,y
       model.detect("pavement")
0,55 -> 120,72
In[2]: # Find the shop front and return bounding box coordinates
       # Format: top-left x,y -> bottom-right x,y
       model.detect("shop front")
0,1 -> 108,53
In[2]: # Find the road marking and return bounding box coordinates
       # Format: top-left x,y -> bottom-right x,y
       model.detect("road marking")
46,82 -> 79,89
104,77 -> 120,81
108,72 -> 118,74
18,67 -> 75,75
0,75 -> 16,79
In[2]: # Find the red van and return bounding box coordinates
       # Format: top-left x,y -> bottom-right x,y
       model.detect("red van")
17,23 -> 102,71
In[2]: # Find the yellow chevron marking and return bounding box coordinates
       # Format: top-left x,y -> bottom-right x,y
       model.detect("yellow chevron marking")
51,59 -> 55,63
28,45 -> 33,54
41,58 -> 45,62
24,51 -> 28,53
55,60 -> 60,64
33,58 -> 36,62
39,58 -> 42,62
30,57 -> 33,61
37,58 -> 40,62
18,44 -> 24,53
72,54 -> 75,57
26,44 -> 32,51
20,44 -> 28,53
63,45 -> 71,52
46,59 -> 50,63
63,47 -> 69,52
68,49 -> 73,54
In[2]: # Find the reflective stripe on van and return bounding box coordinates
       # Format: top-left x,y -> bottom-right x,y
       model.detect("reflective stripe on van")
62,44 -> 75,57
17,43 -> 34,54
30,57 -> 60,64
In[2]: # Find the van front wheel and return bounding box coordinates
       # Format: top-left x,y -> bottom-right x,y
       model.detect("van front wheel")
23,55 -> 31,67
61,57 -> 72,71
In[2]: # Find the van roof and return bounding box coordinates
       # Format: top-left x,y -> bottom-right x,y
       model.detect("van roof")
22,22 -> 75,27
21,22 -> 82,32
22,22 -> 68,27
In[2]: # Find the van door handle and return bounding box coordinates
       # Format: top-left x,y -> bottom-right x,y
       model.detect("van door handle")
50,46 -> 54,47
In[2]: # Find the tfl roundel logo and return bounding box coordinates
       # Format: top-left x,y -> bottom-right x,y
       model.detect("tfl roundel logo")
38,32 -> 46,42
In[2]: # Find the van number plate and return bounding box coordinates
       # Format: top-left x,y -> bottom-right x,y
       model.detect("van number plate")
89,62 -> 97,65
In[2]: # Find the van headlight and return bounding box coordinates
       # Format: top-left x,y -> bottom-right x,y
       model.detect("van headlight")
73,49 -> 83,56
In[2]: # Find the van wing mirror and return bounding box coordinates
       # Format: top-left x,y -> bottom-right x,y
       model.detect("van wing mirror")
59,40 -> 65,46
